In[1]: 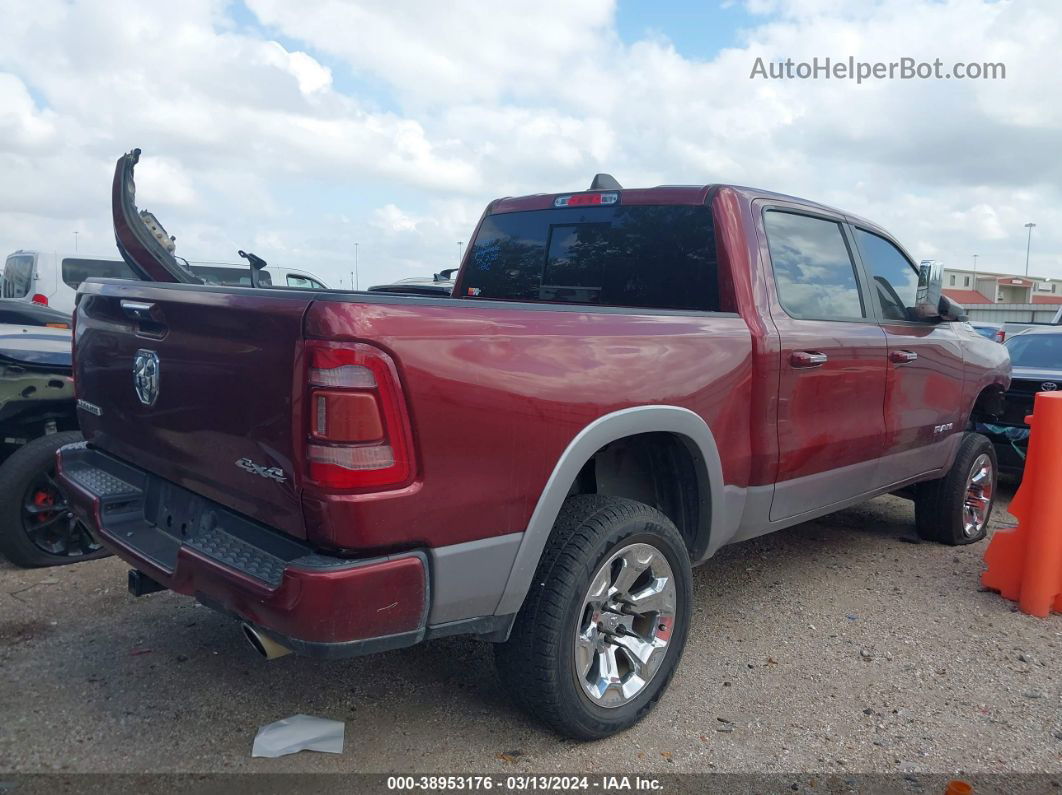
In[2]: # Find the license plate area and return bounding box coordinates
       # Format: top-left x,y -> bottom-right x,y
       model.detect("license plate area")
67,446 -> 316,587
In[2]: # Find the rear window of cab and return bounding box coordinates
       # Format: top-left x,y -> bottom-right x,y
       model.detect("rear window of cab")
461,204 -> 721,312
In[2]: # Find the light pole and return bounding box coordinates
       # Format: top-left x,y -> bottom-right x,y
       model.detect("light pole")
456,241 -> 463,263
73,231 -> 79,253
354,242 -> 359,290
972,253 -> 978,276
1024,222 -> 1036,276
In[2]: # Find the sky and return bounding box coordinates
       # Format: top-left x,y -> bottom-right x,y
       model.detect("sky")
0,0 -> 1059,290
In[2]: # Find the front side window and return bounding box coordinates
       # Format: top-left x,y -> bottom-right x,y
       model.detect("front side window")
853,229 -> 921,321
764,211 -> 865,320
61,258 -> 137,289
3,255 -> 34,298
462,204 -> 719,312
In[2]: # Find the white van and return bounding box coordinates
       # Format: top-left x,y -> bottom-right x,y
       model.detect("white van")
2,250 -> 329,314
188,262 -> 329,291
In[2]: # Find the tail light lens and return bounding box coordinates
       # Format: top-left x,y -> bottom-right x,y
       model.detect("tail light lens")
31,293 -> 48,306
996,329 -> 1006,342
304,341 -> 415,490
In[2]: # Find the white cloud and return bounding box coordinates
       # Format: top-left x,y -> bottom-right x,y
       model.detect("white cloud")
244,0 -> 615,106
0,0 -> 1060,287
261,42 -> 333,95
371,203 -> 419,233
0,74 -> 58,152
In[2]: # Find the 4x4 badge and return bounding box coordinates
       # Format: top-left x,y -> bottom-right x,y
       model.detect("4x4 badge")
235,457 -> 288,484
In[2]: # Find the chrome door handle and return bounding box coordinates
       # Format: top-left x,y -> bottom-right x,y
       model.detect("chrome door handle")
790,351 -> 828,368
120,300 -> 156,321
889,350 -> 918,364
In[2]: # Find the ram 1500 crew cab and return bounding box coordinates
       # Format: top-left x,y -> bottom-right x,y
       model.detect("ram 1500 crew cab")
58,151 -> 1010,739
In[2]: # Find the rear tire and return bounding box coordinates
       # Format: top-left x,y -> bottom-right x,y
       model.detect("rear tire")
915,432 -> 997,545
0,432 -> 109,567
494,495 -> 692,740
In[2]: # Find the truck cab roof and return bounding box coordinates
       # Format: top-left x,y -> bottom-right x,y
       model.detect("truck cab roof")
488,182 -> 889,238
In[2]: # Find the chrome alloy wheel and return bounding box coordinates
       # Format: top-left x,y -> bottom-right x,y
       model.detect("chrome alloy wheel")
963,452 -> 994,538
574,542 -> 677,708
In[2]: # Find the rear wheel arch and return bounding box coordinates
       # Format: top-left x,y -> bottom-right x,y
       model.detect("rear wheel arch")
492,406 -> 722,618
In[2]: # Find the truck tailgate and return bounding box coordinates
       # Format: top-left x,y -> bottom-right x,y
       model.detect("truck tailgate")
74,281 -> 313,539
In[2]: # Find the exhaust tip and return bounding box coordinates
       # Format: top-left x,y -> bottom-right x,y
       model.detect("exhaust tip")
241,623 -> 292,660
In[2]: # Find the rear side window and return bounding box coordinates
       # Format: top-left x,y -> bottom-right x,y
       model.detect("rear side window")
462,204 -> 719,311
61,258 -> 137,289
3,255 -> 34,298
854,228 -> 920,321
764,211 -> 865,320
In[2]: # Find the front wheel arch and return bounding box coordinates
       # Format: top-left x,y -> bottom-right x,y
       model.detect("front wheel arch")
969,383 -> 1006,426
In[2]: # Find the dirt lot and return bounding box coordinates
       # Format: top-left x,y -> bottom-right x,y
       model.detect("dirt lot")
1,486 -> 1059,777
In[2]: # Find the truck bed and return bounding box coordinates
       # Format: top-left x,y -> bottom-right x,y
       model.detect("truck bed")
74,279 -> 754,555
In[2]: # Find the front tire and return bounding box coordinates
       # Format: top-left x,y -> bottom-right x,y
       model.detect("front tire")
494,495 -> 692,740
915,432 -> 997,545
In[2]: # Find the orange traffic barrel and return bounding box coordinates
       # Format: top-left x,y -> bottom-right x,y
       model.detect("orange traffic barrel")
982,391 -> 1062,617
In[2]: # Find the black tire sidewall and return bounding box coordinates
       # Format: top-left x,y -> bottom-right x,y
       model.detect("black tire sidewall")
550,517 -> 693,737
917,432 -> 997,545
0,431 -> 104,567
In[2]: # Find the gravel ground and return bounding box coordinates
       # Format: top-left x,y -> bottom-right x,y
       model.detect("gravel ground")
0,485 -> 1059,777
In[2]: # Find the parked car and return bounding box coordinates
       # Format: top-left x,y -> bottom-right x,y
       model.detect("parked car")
0,324 -> 106,566
368,269 -> 457,296
969,321 -> 1005,342
2,250 -> 329,313
58,151 -> 1010,740
975,326 -> 1062,475
0,299 -> 71,329
1001,308 -> 1062,339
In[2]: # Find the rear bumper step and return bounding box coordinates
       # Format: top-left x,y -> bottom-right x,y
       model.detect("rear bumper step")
57,443 -> 429,654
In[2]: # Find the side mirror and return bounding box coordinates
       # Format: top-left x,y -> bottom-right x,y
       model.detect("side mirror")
914,259 -> 943,319
939,295 -> 967,322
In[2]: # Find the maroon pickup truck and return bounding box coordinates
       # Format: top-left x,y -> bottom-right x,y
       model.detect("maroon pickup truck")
58,151 -> 1009,739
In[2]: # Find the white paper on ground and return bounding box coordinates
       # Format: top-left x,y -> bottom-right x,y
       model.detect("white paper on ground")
251,714 -> 345,758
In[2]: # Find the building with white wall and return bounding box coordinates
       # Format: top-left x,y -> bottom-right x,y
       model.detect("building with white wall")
942,268 -> 1062,306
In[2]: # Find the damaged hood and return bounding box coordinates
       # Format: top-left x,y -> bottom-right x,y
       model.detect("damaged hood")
0,324 -> 72,370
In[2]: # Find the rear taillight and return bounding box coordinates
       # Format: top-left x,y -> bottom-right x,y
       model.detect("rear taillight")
996,329 -> 1006,342
31,293 -> 48,306
304,341 -> 415,490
